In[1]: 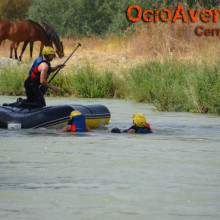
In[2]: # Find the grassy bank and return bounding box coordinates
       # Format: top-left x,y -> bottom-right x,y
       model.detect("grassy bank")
0,59 -> 219,115
126,59 -> 220,114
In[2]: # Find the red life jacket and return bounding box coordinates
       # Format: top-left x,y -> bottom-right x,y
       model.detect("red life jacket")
29,57 -> 51,85
145,123 -> 151,130
70,123 -> 77,131
136,123 -> 152,134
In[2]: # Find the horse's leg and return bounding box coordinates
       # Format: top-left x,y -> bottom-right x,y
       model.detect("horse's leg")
30,41 -> 34,58
19,41 -> 28,61
14,43 -> 19,60
39,42 -> 43,57
10,42 -> 14,58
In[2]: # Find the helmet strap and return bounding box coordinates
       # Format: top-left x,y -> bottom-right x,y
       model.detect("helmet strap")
44,55 -> 51,62
44,55 -> 50,62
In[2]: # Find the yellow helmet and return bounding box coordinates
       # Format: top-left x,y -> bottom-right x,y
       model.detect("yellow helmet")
132,113 -> 146,127
42,46 -> 55,56
70,110 -> 82,119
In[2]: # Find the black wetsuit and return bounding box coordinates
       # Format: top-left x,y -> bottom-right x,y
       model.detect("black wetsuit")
22,77 -> 46,108
21,57 -> 51,109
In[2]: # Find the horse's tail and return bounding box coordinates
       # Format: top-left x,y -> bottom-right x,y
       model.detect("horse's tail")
0,21 -> 14,42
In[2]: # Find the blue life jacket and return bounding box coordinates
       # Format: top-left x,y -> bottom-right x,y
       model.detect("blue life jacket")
137,128 -> 151,134
71,115 -> 87,132
126,123 -> 152,134
29,57 -> 51,85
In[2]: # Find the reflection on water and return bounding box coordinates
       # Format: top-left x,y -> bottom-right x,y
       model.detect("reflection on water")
0,96 -> 220,220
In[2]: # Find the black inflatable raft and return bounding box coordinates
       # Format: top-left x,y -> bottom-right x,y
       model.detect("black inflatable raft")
0,104 -> 110,129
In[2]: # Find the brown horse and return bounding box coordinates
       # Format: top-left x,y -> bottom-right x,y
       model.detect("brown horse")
0,20 -> 52,60
12,22 -> 64,60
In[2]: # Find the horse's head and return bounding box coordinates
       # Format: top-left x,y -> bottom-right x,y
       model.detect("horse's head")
56,41 -> 64,58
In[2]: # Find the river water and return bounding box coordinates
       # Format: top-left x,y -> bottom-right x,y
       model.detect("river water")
0,96 -> 220,220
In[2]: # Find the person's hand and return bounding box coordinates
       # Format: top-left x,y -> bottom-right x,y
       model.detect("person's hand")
52,86 -> 60,93
57,64 -> 65,69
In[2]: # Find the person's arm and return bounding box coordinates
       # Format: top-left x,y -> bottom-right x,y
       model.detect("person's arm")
146,123 -> 156,133
149,128 -> 156,133
39,62 -> 60,93
61,125 -> 71,132
125,125 -> 136,133
126,128 -> 135,133
51,64 -> 65,72
86,125 -> 92,132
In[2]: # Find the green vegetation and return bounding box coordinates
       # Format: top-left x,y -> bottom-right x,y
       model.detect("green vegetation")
52,64 -> 120,98
126,59 -> 220,114
0,63 -> 28,95
0,60 -> 219,115
1,0 -> 219,36
0,0 -> 32,20
26,0 -> 220,36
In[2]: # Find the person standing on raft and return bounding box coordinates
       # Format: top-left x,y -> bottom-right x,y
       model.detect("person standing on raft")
61,110 -> 92,132
23,46 -> 65,108
4,46 -> 65,108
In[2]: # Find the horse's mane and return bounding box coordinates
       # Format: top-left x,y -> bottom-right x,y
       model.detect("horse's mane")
25,19 -> 50,42
39,22 -> 61,49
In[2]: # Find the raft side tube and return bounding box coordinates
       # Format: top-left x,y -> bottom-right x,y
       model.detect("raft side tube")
0,104 -> 111,129
0,106 -> 24,128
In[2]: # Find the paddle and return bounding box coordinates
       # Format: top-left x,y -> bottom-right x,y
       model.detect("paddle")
40,43 -> 81,94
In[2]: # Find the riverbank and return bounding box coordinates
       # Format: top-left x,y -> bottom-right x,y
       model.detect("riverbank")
0,23 -> 219,115
0,57 -> 219,115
